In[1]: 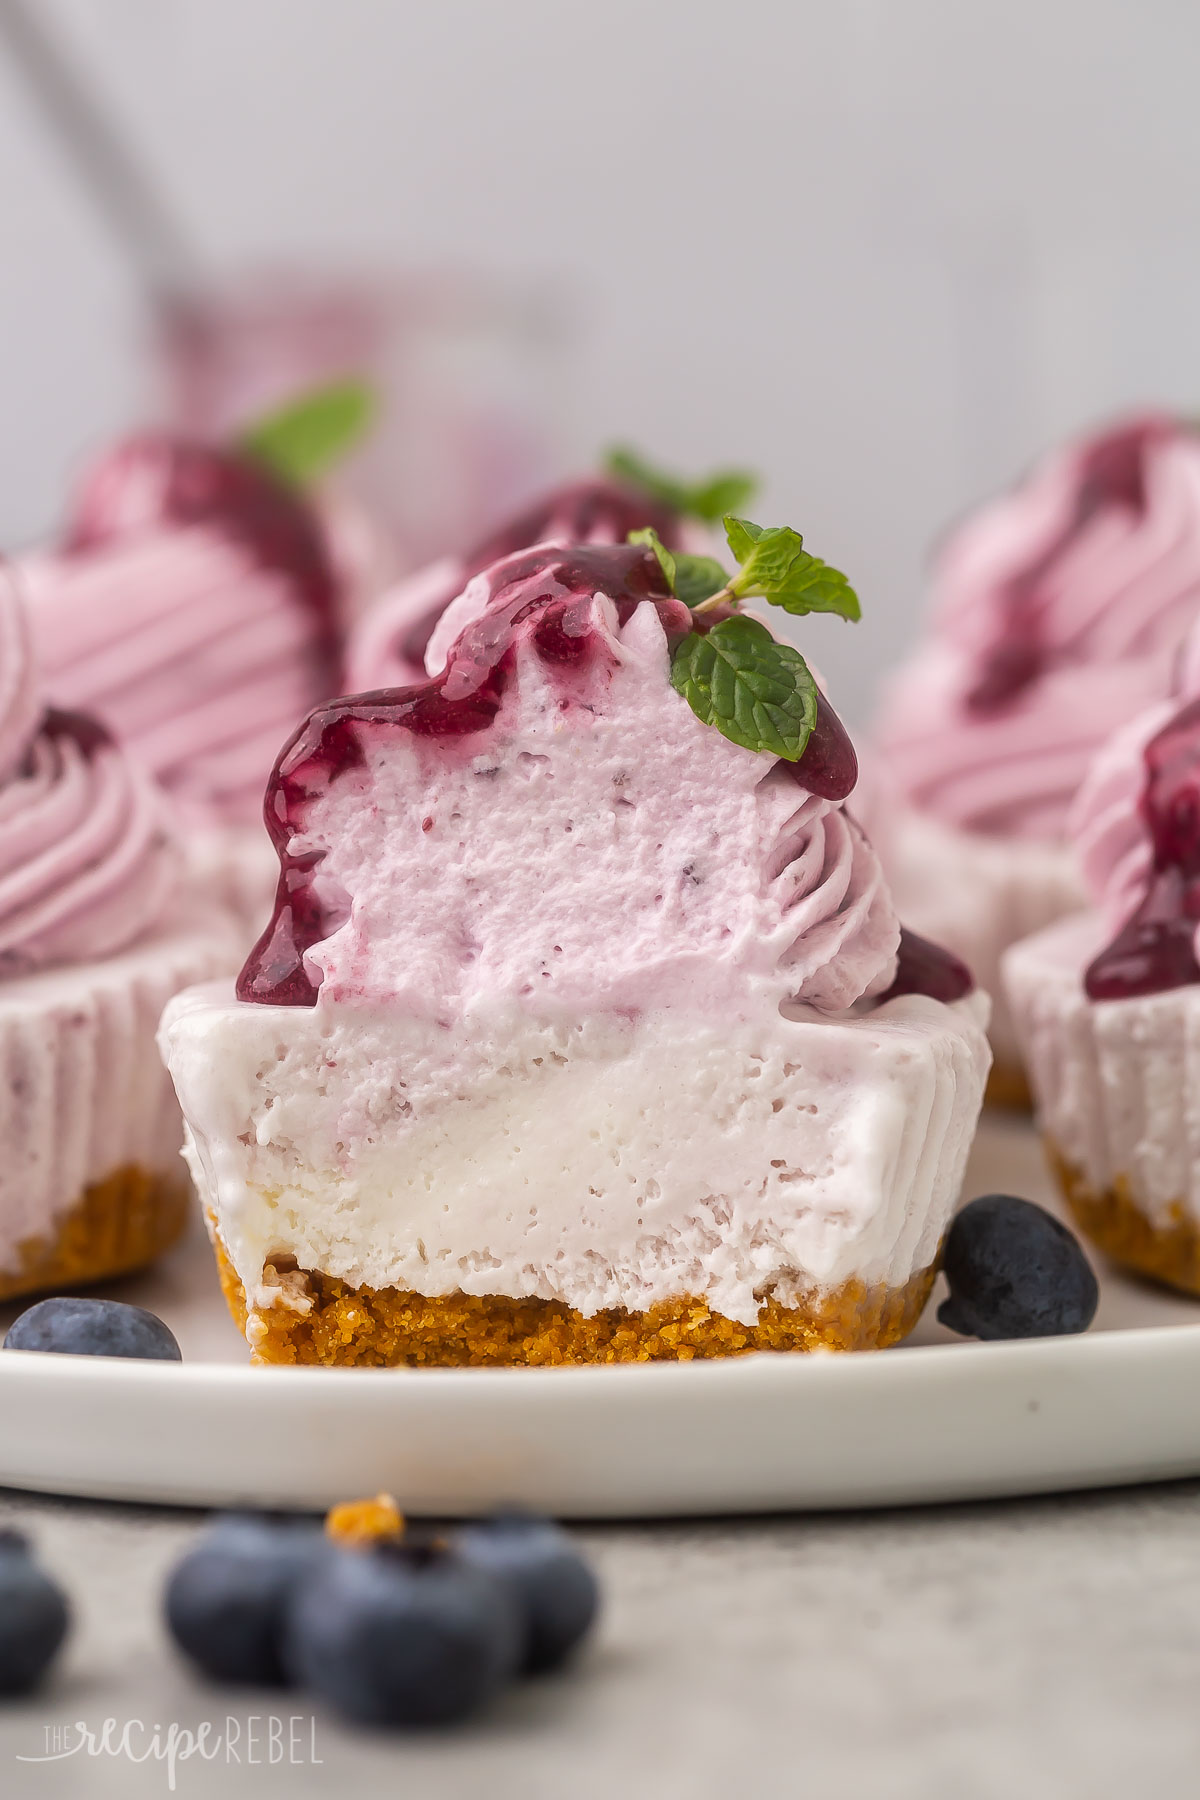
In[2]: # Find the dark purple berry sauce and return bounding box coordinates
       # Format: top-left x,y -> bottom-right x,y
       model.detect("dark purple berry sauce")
39,706 -> 112,761
398,476 -> 689,670
237,541 -> 861,1006
879,927 -> 975,1003
65,433 -> 338,643
1085,695 -> 1200,1000
965,415 -> 1173,716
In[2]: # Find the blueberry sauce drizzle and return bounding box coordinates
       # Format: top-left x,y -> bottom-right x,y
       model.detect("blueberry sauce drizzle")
965,417 -> 1173,716
399,476 -> 688,669
237,541 -> 860,1006
1084,695 -> 1200,1000
39,706 -> 112,761
879,927 -> 975,1003
65,433 -> 338,643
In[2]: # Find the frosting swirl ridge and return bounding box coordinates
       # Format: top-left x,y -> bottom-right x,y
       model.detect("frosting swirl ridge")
0,568 -> 179,974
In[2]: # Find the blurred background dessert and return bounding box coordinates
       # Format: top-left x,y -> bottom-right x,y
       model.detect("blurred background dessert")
4,0 -> 1198,742
0,564 -> 239,1300
872,415 -> 1200,1102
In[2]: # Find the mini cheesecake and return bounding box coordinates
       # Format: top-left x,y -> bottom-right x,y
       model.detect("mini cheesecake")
162,540 -> 990,1365
0,573 -> 239,1298
1006,673 -> 1200,1293
874,413 -> 1200,1104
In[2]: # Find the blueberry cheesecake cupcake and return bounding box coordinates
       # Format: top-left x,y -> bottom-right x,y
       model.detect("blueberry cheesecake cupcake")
1005,621 -> 1200,1292
162,520 -> 990,1365
874,413 -> 1200,1104
0,567 -> 239,1299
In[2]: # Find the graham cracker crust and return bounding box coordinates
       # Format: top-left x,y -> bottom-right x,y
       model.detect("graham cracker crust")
210,1233 -> 938,1366
985,1059 -> 1032,1112
0,1165 -> 191,1303
1047,1141 -> 1200,1295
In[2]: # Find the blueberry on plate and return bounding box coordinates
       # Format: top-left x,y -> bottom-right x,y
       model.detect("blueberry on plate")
284,1538 -> 521,1727
938,1193 -> 1100,1341
4,1297 -> 181,1361
165,1513 -> 327,1686
0,1530 -> 70,1694
456,1511 -> 599,1674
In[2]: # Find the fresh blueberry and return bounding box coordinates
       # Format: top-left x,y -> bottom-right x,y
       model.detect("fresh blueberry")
0,1530 -> 70,1694
938,1194 -> 1100,1340
165,1513 -> 326,1686
4,1297 -> 181,1361
284,1538 -> 521,1727
456,1512 -> 599,1674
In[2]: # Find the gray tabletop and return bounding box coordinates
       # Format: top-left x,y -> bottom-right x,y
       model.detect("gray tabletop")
1,1481 -> 1198,1800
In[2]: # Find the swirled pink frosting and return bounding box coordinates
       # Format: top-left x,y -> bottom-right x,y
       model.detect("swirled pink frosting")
21,433 -> 340,829
346,476 -> 697,691
876,414 -> 1200,840
0,566 -> 179,974
240,542 -> 902,1015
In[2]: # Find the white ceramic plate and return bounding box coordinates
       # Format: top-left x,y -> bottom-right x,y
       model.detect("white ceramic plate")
3,1114 -> 1200,1517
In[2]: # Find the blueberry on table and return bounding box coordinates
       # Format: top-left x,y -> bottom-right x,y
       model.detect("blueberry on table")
938,1193 -> 1100,1341
284,1539 -> 521,1727
457,1512 -> 600,1674
165,1513 -> 327,1687
4,1297 -> 181,1361
0,1530 -> 70,1694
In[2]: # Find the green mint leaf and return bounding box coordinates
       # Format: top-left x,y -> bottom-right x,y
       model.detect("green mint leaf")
670,616 -> 819,760
723,515 -> 861,622
686,469 -> 760,523
628,526 -> 676,592
239,379 -> 375,487
671,553 -> 729,607
606,445 -> 758,523
628,529 -> 729,607
722,516 -> 766,563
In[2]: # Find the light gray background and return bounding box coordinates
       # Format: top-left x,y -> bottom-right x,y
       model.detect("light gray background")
3,0 -> 1199,723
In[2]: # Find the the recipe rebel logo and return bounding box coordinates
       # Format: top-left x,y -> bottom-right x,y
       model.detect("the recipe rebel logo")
15,1713 -> 323,1790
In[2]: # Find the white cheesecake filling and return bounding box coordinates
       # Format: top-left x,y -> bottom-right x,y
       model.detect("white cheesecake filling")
1004,912 -> 1200,1222
160,983 -> 990,1325
885,806 -> 1084,1069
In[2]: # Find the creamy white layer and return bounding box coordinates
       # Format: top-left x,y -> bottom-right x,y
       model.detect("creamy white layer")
0,900 -> 242,1275
1005,913 -> 1200,1220
885,807 -> 1085,1070
160,983 -> 990,1327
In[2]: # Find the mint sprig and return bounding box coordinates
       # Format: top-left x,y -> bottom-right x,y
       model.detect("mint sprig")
606,445 -> 758,523
628,515 -> 859,761
670,617 -> 819,761
239,379 -> 375,487
721,517 -> 860,621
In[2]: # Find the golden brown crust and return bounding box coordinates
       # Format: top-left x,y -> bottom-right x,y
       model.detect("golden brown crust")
985,1059 -> 1032,1112
1048,1140 -> 1200,1295
0,1165 -> 190,1302
210,1236 -> 939,1366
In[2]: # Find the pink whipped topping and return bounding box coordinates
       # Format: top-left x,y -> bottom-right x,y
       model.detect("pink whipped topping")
240,543 -> 903,1017
876,414 -> 1200,840
0,566 -> 179,974
22,433 -> 339,830
346,476 -> 695,691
